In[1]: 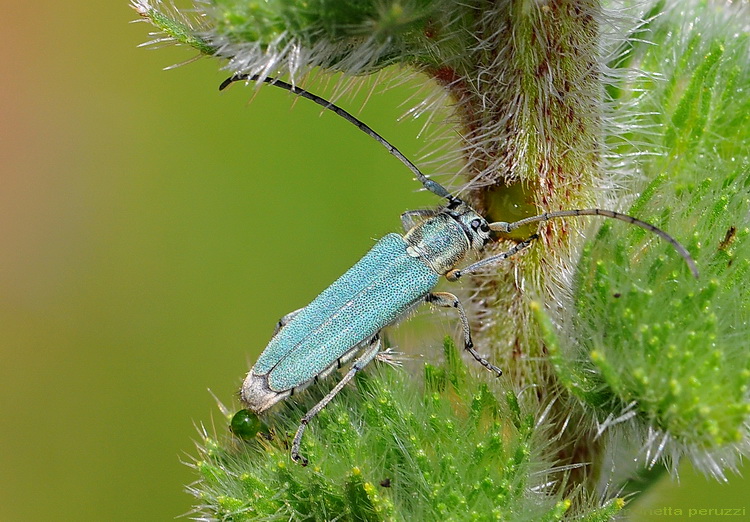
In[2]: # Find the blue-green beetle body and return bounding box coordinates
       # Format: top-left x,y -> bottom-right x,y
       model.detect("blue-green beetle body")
241,202 -> 492,414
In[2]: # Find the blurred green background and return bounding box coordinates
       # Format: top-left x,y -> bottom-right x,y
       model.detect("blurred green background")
0,2 -> 746,521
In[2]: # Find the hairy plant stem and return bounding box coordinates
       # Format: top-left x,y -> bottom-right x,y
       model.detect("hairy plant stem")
426,0 -> 605,499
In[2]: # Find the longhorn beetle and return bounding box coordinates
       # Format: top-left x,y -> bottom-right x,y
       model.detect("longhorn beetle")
220,74 -> 698,465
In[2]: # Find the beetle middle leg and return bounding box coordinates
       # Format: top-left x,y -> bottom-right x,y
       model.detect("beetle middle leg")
425,292 -> 503,376
291,336 -> 382,466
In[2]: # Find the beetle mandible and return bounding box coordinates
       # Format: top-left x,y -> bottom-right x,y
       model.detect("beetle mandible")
220,75 -> 698,465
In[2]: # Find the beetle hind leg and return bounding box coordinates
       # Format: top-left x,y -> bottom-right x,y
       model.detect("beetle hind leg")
290,336 -> 382,466
425,292 -> 503,377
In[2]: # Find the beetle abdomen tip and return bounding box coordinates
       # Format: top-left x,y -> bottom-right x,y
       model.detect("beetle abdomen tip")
240,372 -> 289,413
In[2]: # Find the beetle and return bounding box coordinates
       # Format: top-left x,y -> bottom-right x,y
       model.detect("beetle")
220,74 -> 698,465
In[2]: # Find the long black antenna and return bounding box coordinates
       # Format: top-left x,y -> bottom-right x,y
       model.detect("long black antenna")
220,75 -> 698,279
220,74 -> 453,200
490,209 -> 699,278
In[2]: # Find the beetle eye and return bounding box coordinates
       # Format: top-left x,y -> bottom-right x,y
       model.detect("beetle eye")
480,223 -> 490,232
470,218 -> 481,230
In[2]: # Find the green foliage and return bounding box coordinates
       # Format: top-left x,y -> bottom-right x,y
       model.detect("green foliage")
191,339 -> 600,521
209,0 -> 444,46
134,0 -> 471,72
567,6 -> 750,462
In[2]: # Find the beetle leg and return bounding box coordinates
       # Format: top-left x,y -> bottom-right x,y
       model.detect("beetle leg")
290,336 -> 382,466
272,307 -> 305,337
400,209 -> 441,232
446,234 -> 538,282
425,292 -> 503,377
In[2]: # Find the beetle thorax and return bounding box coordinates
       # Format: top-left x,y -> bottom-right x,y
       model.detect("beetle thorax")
403,202 -> 491,275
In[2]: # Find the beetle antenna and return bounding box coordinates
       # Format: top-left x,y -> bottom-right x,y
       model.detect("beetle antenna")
489,209 -> 699,278
220,74 -> 454,201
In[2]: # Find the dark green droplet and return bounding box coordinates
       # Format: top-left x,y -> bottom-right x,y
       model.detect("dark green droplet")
230,409 -> 265,441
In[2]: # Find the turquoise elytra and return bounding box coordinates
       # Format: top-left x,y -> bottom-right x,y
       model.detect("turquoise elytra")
255,233 -> 439,391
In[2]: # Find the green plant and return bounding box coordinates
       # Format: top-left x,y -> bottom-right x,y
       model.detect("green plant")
134,1 -> 749,519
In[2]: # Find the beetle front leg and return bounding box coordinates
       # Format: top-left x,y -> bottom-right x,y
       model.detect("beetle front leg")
290,336 -> 382,466
425,292 -> 503,377
446,234 -> 538,282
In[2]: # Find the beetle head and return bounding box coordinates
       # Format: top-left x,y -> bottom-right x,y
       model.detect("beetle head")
444,198 -> 492,251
